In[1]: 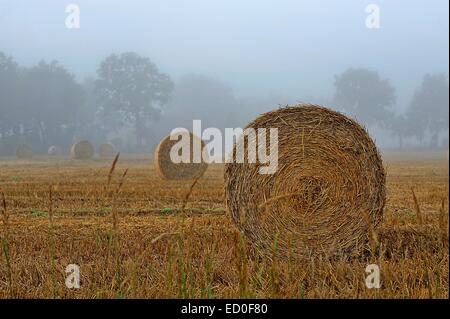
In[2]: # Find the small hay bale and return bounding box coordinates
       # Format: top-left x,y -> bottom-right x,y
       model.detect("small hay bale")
154,132 -> 208,180
16,144 -> 33,159
98,143 -> 115,158
70,140 -> 94,160
48,145 -> 63,156
224,104 -> 386,259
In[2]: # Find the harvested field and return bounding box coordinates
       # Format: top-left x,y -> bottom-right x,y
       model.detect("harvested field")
0,152 -> 448,298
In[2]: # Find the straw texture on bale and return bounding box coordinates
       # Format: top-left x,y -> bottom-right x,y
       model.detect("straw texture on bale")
16,144 -> 33,159
98,143 -> 115,158
225,104 -> 386,258
48,145 -> 63,156
70,140 -> 94,160
154,132 -> 208,180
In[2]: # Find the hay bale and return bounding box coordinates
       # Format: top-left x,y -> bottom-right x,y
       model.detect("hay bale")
154,132 -> 208,180
98,143 -> 115,158
70,140 -> 94,160
224,104 -> 386,258
16,144 -> 33,159
48,145 -> 63,156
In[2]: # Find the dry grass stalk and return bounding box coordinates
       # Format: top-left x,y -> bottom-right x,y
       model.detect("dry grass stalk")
106,152 -> 120,189
117,169 -> 129,191
1,192 -> 9,238
411,188 -> 423,225
47,186 -> 57,298
180,174 -> 202,216
0,191 -> 13,298
234,232 -> 249,298
363,210 -> 379,256
108,155 -> 129,291
151,232 -> 181,244
258,192 -> 302,209
438,198 -> 449,248
99,143 -> 116,159
225,104 -> 386,259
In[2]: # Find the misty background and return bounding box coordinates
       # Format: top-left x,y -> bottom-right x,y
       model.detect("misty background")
0,0 -> 449,155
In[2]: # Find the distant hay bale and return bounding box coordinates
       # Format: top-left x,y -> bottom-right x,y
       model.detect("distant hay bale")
154,132 -> 208,180
224,104 -> 386,259
48,145 -> 63,156
70,140 -> 94,160
98,143 -> 115,158
16,144 -> 33,159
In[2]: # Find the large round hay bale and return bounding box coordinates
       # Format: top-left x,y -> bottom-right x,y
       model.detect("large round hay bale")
16,144 -> 33,159
48,145 -> 63,156
224,104 -> 386,258
70,140 -> 94,160
154,131 -> 208,180
98,143 -> 115,158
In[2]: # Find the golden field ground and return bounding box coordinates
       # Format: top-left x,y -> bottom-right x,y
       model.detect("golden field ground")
0,151 -> 448,299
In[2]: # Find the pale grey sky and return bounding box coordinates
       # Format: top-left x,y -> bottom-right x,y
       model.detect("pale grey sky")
1,0 -> 448,109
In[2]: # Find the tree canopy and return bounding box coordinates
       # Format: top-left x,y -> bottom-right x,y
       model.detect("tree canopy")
407,74 -> 449,147
333,68 -> 396,128
95,52 -> 174,147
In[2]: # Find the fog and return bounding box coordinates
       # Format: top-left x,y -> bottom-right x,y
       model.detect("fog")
0,0 -> 449,154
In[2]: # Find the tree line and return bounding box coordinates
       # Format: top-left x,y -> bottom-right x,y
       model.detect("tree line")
0,51 -> 448,155
333,68 -> 449,150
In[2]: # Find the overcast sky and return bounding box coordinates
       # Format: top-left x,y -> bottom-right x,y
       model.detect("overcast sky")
1,0 -> 448,110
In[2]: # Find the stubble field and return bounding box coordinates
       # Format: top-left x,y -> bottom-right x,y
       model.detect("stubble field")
0,152 -> 448,299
